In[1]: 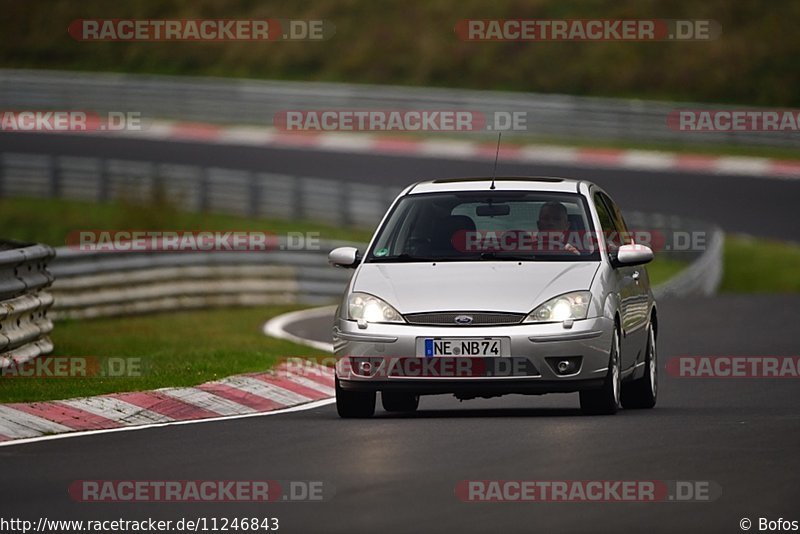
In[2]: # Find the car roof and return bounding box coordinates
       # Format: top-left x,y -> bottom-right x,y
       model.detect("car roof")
407,176 -> 591,195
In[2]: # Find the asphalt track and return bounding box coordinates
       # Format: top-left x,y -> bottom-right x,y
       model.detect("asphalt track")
0,132 -> 799,533
2,295 -> 799,533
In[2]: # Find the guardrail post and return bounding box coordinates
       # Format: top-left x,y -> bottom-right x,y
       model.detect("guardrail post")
292,177 -> 305,220
339,181 -> 352,227
98,159 -> 109,202
199,167 -> 210,212
49,156 -> 61,198
249,172 -> 260,218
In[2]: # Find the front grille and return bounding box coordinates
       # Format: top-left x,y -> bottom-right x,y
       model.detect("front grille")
404,311 -> 525,326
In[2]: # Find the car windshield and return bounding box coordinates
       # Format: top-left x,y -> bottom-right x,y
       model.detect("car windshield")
366,191 -> 600,262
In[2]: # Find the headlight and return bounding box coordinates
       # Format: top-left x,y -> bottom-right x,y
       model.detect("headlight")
347,292 -> 404,323
524,291 -> 592,323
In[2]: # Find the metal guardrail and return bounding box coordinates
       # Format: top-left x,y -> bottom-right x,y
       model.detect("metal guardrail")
625,213 -> 725,300
1,151 -> 723,318
0,241 -> 56,367
46,220 -> 723,320
1,69 -> 797,149
49,241 -> 354,319
0,153 -> 402,229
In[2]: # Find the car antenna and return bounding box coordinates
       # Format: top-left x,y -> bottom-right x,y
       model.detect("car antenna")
490,132 -> 501,190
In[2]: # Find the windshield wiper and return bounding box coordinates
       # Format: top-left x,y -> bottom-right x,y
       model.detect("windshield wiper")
479,252 -> 537,261
368,253 -> 437,263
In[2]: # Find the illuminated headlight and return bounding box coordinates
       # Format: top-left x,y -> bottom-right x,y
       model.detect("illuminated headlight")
524,291 -> 592,323
347,292 -> 404,323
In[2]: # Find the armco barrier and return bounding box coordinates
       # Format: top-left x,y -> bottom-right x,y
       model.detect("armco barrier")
0,241 -> 56,367
46,215 -> 723,320
0,69 -> 797,149
48,240 -> 355,319
0,150 -> 723,318
0,153 -> 403,229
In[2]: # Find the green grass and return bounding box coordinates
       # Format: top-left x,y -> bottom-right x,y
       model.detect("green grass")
0,306 -> 331,403
646,257 -> 687,287
720,235 -> 800,293
0,197 -> 373,246
7,197 -> 796,405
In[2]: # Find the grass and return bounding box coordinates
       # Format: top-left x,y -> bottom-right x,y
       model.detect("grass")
0,197 -> 374,246
5,197 -> 795,404
0,306 -> 329,403
0,196 -> 683,285
646,257 -> 687,287
720,235 -> 800,293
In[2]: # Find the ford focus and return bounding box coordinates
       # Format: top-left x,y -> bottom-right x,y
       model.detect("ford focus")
329,177 -> 658,417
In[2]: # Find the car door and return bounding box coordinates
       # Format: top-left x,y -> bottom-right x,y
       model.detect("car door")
599,192 -> 650,367
592,192 -> 639,374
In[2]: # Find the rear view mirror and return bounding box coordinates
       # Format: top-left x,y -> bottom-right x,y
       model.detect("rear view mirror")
476,204 -> 510,217
615,244 -> 654,266
328,247 -> 361,268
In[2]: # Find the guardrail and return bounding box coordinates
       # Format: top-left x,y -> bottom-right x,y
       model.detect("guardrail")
0,149 -> 724,320
0,152 -> 402,229
0,241 -> 56,367
49,241 -> 354,319
46,219 -> 723,320
1,69 -> 797,149
624,213 -> 724,300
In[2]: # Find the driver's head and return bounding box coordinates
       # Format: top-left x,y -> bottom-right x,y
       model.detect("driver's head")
537,201 -> 570,232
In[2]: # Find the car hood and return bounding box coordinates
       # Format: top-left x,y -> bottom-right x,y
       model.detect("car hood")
352,261 -> 600,314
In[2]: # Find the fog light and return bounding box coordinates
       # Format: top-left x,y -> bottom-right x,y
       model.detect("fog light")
546,356 -> 582,376
358,361 -> 372,374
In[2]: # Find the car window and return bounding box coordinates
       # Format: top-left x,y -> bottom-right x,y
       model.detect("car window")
367,191 -> 600,262
593,192 -> 625,250
599,192 -> 633,245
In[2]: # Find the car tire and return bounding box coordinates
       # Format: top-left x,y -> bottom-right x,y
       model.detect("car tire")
580,326 -> 621,415
621,322 -> 658,409
381,392 -> 420,413
336,377 -> 376,418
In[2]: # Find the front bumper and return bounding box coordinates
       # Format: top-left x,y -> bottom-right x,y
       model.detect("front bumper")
333,315 -> 614,395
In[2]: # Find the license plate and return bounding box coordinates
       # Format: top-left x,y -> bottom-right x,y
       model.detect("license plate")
423,338 -> 503,357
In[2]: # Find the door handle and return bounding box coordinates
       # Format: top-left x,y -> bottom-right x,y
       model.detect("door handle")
632,271 -> 640,282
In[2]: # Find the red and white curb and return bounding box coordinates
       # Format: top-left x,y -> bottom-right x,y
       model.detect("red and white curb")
0,361 -> 334,446
73,120 -> 800,180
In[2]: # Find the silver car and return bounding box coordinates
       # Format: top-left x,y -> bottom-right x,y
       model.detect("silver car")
329,177 -> 658,417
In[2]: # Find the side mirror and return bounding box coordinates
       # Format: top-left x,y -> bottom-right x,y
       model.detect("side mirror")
614,244 -> 654,266
328,247 -> 361,268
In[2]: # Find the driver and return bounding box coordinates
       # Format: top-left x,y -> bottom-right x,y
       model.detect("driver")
537,201 -> 580,254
